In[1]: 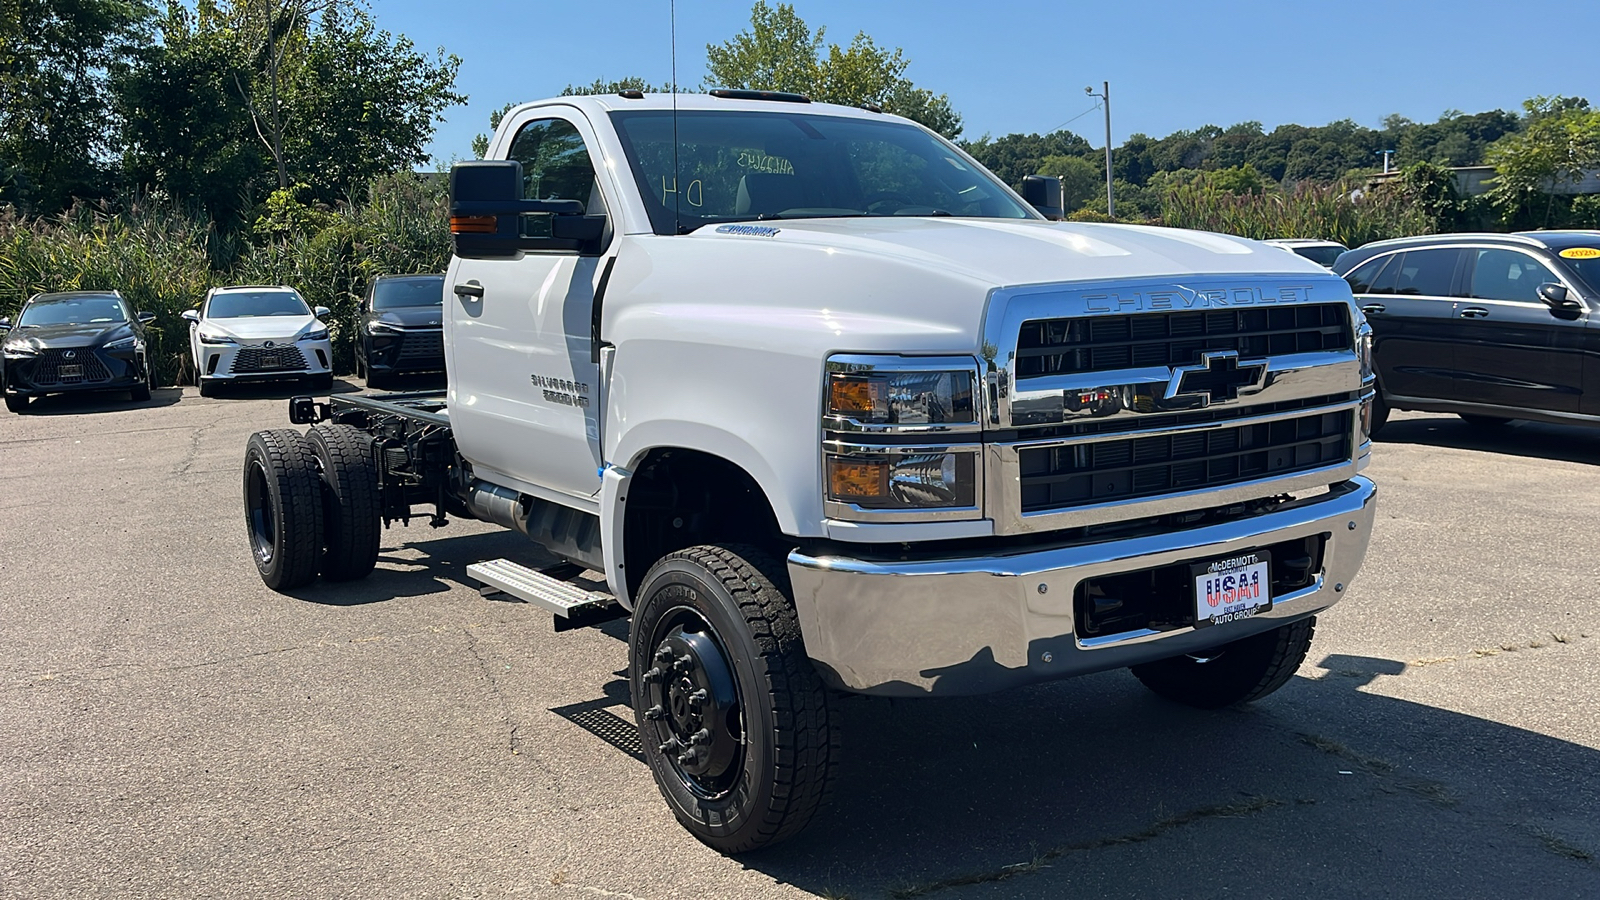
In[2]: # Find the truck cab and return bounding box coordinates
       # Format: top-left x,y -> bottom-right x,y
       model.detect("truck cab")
246,90 -> 1377,853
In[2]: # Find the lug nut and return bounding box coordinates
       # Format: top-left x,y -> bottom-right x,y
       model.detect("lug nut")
643,666 -> 664,683
687,689 -> 708,709
658,736 -> 683,754
690,727 -> 712,746
655,646 -> 675,663
645,704 -> 666,721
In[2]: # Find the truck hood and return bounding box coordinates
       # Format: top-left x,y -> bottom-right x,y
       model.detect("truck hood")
690,217 -> 1332,287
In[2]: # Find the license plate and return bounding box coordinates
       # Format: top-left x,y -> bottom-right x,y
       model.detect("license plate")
1192,550 -> 1272,627
260,354 -> 281,368
59,364 -> 83,378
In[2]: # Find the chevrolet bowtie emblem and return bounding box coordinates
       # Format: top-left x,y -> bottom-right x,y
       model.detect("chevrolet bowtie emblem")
1165,351 -> 1268,405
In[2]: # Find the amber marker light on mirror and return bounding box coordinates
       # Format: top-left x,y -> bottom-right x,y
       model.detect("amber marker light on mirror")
450,215 -> 497,234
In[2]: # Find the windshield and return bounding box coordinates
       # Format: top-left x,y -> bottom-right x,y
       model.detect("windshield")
372,276 -> 444,310
1555,253 -> 1600,295
1292,245 -> 1345,267
17,295 -> 129,327
206,290 -> 310,319
610,110 -> 1035,234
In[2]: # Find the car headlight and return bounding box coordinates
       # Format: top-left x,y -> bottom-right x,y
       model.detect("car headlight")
367,322 -> 402,336
104,336 -> 141,351
198,329 -> 237,345
3,340 -> 38,358
301,326 -> 329,341
826,446 -> 979,509
826,365 -> 976,428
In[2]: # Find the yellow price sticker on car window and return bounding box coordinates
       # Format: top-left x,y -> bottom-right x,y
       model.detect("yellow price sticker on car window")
1559,247 -> 1600,259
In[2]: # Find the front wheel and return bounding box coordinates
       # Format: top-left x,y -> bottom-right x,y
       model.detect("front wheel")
243,430 -> 324,591
630,545 -> 837,853
4,392 -> 27,413
1131,617 -> 1316,709
130,356 -> 153,402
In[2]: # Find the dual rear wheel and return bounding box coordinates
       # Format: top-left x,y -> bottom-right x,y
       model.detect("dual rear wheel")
243,424 -> 381,591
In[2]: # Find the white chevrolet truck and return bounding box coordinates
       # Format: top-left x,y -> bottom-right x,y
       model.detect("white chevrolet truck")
243,90 -> 1377,852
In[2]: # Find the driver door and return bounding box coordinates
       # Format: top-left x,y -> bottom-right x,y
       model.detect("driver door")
447,111 -> 614,499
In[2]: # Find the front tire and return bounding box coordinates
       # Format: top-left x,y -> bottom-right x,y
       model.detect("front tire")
306,424 -> 381,581
630,545 -> 837,853
1459,413 -> 1512,429
4,392 -> 27,413
198,379 -> 218,398
1131,617 -> 1316,709
130,356 -> 153,402
243,429 -> 323,591
1369,390 -> 1389,436
308,373 -> 334,392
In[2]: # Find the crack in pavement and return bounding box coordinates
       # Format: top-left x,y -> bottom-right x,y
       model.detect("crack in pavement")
170,413 -> 223,477
1407,631 -> 1592,668
887,795 -> 1287,898
11,646 -> 306,689
1299,733 -> 1459,807
461,626 -> 523,757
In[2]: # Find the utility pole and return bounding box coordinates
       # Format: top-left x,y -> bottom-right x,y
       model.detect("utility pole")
1086,81 -> 1112,217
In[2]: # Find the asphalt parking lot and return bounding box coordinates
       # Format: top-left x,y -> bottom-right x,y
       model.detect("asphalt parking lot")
2,385 -> 1598,899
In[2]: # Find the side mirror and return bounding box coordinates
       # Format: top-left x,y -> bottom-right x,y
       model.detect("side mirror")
313,306 -> 330,318
1538,282 -> 1582,312
0,317 -> 10,332
1021,174 -> 1064,221
449,160 -> 602,258
137,311 -> 156,325
181,309 -> 200,323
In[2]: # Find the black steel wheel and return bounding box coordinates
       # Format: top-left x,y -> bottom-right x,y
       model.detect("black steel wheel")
1131,617 -> 1317,709
243,429 -> 323,591
630,545 -> 837,853
306,424 -> 381,582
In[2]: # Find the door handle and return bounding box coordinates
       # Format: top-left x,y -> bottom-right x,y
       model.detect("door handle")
1360,303 -> 1386,315
453,281 -> 484,299
1458,306 -> 1489,319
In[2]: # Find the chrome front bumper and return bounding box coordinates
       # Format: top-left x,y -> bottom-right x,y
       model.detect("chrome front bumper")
787,476 -> 1376,696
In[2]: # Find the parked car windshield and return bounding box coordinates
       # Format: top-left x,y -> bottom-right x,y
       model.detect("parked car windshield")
17,295 -> 129,326
1291,245 -> 1345,267
1559,255 -> 1600,295
372,276 -> 444,310
610,109 -> 1035,234
206,290 -> 310,318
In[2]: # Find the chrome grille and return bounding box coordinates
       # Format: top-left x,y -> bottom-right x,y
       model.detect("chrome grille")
231,346 -> 307,374
1015,304 -> 1351,379
1018,409 -> 1353,513
34,348 -> 112,385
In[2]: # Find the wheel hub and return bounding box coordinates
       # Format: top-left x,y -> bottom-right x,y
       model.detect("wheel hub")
643,625 -> 740,790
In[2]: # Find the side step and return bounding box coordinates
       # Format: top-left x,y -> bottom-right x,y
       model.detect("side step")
466,558 -> 627,631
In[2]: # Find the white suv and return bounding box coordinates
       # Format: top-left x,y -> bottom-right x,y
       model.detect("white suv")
182,286 -> 333,397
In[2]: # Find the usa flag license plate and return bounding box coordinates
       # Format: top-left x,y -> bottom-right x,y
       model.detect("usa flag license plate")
1192,551 -> 1272,627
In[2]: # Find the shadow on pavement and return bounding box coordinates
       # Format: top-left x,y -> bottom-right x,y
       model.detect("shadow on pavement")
289,527 -> 540,606
1379,413 -> 1600,466
11,385 -> 182,416
720,652 -> 1599,897
207,378 -> 362,401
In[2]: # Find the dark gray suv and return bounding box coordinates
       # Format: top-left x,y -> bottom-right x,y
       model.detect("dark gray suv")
1333,231 -> 1600,433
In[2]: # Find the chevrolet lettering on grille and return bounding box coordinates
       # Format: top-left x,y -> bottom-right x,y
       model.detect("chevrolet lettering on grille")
1164,351 -> 1267,406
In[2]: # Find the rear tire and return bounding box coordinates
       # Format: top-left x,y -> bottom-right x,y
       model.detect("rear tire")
630,544 -> 837,853
243,429 -> 323,591
4,392 -> 27,413
1131,617 -> 1316,709
1369,390 -> 1389,436
306,424 -> 382,582
1458,413 -> 1512,429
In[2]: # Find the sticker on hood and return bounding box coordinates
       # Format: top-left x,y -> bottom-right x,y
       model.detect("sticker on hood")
715,224 -> 781,237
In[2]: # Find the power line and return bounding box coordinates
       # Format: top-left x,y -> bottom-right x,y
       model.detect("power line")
1047,102 -> 1102,134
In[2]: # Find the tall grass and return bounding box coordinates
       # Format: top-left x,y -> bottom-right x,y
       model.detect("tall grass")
0,172 -> 449,384
1160,180 -> 1435,247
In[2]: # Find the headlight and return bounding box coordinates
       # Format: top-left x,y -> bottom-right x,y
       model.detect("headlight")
198,329 -> 236,345
301,326 -> 329,341
3,340 -> 37,358
367,322 -> 402,336
104,336 -> 141,351
825,446 -> 979,510
826,362 -> 976,429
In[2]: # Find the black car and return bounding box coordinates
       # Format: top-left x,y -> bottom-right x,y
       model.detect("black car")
1333,231 -> 1600,433
354,274 -> 446,390
1,291 -> 157,413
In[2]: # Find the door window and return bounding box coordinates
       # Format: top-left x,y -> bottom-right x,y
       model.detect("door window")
1469,248 -> 1559,303
1389,248 -> 1462,297
506,118 -> 605,237
1344,255 -> 1392,294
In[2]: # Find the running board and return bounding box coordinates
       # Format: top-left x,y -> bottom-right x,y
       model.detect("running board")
467,558 -> 626,631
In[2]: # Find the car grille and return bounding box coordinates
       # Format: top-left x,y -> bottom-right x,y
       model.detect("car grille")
396,330 -> 443,361
1018,409 -> 1353,512
231,346 -> 308,374
33,348 -> 112,385
1015,304 -> 1351,379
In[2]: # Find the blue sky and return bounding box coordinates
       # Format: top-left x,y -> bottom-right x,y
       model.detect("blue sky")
373,0 -> 1600,165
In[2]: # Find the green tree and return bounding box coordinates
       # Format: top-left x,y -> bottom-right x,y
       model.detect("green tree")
560,76 -> 670,96
704,2 -> 961,138
471,102 -> 516,159
1486,96 -> 1600,228
961,129 -> 1094,189
0,0 -> 155,212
